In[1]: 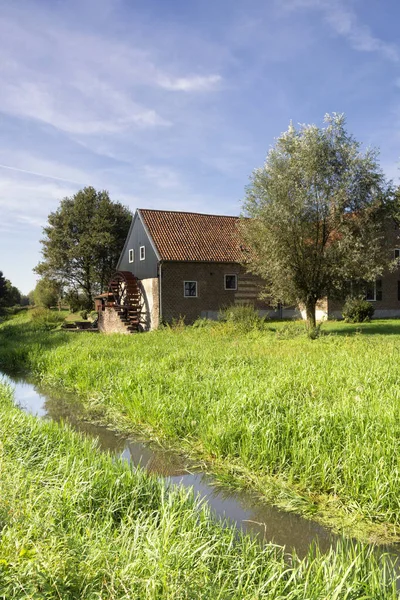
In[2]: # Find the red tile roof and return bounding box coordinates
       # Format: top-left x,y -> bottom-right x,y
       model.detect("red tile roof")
139,209 -> 246,263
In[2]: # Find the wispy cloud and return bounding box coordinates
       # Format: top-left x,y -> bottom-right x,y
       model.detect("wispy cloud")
0,7 -> 223,139
0,163 -> 83,184
157,74 -> 222,92
282,0 -> 399,61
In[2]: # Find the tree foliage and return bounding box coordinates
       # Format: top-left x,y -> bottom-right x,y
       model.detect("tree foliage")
241,114 -> 394,327
0,271 -> 22,310
33,278 -> 62,309
0,272 -> 7,305
35,187 -> 132,306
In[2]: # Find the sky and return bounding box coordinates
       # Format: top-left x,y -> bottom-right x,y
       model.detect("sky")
1,0 -> 400,294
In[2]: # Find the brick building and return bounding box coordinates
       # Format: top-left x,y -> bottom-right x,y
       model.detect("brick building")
97,208 -> 400,333
98,208 -> 294,332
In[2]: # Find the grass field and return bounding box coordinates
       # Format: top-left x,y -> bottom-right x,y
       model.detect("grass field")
1,313 -> 400,542
0,382 -> 398,599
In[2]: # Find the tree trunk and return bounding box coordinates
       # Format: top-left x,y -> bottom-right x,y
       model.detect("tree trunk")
305,300 -> 317,329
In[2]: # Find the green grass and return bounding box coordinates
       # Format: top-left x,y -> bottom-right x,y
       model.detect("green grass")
0,383 -> 398,599
1,313 -> 400,541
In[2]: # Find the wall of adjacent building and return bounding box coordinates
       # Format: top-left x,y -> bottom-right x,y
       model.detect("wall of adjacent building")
160,261 -> 281,324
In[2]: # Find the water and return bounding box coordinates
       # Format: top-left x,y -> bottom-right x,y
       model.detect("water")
1,370 -> 399,564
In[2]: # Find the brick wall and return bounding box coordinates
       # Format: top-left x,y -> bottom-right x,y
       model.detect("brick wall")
328,266 -> 400,318
160,262 -> 273,324
328,220 -> 400,318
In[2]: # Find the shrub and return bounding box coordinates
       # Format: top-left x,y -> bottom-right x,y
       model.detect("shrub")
192,317 -> 215,329
30,307 -> 65,330
275,321 -> 307,339
80,309 -> 88,320
220,304 -> 266,332
307,323 -> 322,340
342,297 -> 374,323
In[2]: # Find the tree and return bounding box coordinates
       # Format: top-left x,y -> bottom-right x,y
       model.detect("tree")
35,187 -> 132,307
0,272 -> 22,309
4,281 -> 21,306
33,278 -> 62,309
241,114 -> 394,328
0,272 -> 7,306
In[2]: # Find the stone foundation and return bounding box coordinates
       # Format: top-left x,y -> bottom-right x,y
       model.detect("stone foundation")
98,307 -> 131,334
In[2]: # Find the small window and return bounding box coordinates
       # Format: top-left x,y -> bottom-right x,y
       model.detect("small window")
224,274 -> 237,290
365,279 -> 382,302
184,281 -> 197,297
140,246 -> 145,261
128,249 -> 134,263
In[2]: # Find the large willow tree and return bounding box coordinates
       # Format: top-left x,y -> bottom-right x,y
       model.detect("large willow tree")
35,187 -> 132,307
241,114 -> 394,327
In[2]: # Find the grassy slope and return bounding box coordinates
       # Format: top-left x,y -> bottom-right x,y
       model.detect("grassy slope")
0,383 -> 398,599
1,314 -> 400,541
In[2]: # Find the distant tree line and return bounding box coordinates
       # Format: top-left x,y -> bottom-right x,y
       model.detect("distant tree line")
0,272 -> 29,312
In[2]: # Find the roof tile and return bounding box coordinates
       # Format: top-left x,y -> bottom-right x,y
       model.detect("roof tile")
139,209 -> 246,263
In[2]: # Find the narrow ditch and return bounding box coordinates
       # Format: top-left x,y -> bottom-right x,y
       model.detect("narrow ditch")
2,369 -> 400,567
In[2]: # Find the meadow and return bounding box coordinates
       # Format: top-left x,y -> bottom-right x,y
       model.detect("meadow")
0,382 -> 398,598
1,312 -> 400,541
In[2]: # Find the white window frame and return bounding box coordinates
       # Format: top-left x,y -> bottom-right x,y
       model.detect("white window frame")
128,249 -> 134,263
224,274 -> 237,290
365,279 -> 382,302
184,281 -> 198,298
139,246 -> 145,261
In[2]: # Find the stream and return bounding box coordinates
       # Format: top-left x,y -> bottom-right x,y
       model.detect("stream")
2,369 -> 400,566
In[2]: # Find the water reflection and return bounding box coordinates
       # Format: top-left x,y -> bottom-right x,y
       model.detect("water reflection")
1,371 -> 399,563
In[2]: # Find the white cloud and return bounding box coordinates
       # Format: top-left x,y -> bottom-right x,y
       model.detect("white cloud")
0,8 -> 222,139
282,0 -> 399,62
157,74 -> 222,92
141,165 -> 184,189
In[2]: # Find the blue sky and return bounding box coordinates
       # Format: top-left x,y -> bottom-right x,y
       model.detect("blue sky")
1,0 -> 400,294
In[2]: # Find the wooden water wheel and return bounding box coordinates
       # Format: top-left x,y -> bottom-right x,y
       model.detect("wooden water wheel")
107,271 -> 141,332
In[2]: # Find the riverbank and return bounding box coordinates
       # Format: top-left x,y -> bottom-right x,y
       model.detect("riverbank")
1,312 -> 400,543
0,381 -> 398,598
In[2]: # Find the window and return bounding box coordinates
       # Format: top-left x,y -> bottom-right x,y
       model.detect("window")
184,281 -> 197,297
128,249 -> 134,263
140,246 -> 145,261
224,274 -> 237,290
365,279 -> 382,302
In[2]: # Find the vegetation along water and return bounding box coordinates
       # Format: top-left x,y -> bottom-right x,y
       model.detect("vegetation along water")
2,312 -> 400,547
1,379 -> 399,598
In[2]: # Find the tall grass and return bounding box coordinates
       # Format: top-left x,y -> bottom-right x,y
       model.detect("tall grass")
1,313 -> 400,539
0,383 -> 398,598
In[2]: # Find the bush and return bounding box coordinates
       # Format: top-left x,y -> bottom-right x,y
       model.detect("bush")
275,321 -> 307,339
30,308 -> 65,330
192,317 -> 215,329
80,309 -> 88,320
342,297 -> 374,323
220,304 -> 266,332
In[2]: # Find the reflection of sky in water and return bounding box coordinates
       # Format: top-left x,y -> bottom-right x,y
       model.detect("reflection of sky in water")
2,370 -> 400,565
1,374 -> 47,417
